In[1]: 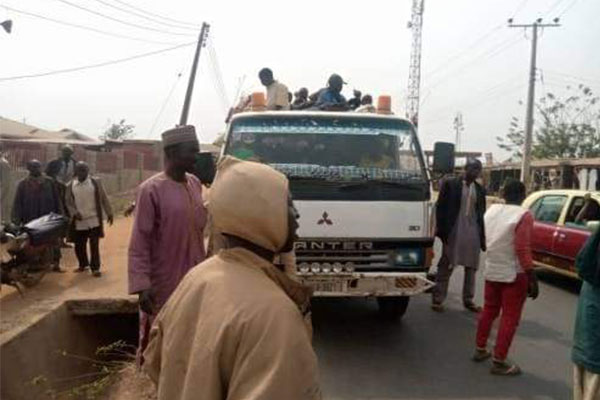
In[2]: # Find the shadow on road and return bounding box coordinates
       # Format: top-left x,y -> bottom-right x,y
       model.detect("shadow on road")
537,270 -> 581,295
312,297 -> 571,400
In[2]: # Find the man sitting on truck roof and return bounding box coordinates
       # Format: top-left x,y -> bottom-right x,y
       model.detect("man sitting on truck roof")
259,68 -> 290,111
356,94 -> 376,113
292,87 -> 310,110
347,89 -> 363,110
314,74 -> 349,110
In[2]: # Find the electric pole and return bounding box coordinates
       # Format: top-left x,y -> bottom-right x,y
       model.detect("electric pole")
508,18 -> 560,189
179,22 -> 210,126
407,0 -> 424,127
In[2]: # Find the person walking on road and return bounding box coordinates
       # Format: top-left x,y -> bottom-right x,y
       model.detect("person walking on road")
12,159 -> 62,225
259,68 -> 290,111
12,159 -> 63,272
0,153 -> 12,223
65,162 -> 113,277
55,145 -> 77,184
572,224 -> 600,400
473,179 -> 539,376
45,159 -> 69,271
128,125 -> 208,366
432,158 -> 486,312
143,156 -> 321,400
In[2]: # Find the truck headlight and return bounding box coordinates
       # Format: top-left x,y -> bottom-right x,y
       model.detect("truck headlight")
298,263 -> 310,273
333,262 -> 343,273
394,249 -> 421,266
344,262 -> 355,272
310,263 -> 320,273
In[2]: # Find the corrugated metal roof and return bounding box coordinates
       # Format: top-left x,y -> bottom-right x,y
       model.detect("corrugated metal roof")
0,117 -> 102,146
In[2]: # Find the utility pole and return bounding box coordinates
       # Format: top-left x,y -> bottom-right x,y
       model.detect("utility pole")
508,18 -> 560,189
179,22 -> 210,126
406,0 -> 424,127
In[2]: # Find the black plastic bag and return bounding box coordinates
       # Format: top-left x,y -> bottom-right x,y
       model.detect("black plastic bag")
23,213 -> 68,246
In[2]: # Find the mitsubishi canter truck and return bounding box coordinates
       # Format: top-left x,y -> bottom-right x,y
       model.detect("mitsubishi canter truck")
219,95 -> 453,319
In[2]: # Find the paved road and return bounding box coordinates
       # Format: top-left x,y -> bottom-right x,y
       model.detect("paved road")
312,263 -> 580,400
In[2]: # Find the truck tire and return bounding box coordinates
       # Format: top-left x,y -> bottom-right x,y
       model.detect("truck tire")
377,296 -> 410,321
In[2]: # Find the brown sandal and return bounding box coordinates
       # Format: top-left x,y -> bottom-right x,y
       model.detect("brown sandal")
465,302 -> 482,313
491,359 -> 522,376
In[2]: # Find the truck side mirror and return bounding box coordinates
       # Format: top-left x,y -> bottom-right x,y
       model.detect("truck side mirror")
194,152 -> 216,186
432,142 -> 455,174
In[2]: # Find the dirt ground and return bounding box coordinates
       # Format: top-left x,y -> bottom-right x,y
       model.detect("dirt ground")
1,217 -> 160,399
0,217 -> 135,339
101,365 -> 157,400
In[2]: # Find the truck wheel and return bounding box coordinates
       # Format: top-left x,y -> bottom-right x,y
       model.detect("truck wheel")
377,296 -> 410,321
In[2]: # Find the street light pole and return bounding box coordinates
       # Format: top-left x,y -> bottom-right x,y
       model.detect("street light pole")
509,18 -> 560,189
179,22 -> 210,126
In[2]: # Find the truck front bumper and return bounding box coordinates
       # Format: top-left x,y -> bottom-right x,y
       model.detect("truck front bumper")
297,272 -> 435,297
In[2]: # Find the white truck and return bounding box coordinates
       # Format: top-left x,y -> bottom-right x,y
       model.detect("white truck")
219,104 -> 453,319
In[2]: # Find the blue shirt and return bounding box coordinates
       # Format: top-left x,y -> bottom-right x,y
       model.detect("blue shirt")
316,89 -> 346,107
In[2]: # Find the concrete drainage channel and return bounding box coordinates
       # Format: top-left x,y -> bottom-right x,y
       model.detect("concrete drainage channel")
1,298 -> 139,400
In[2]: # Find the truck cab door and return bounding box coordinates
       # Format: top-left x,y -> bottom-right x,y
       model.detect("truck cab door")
553,196 -> 599,273
528,194 -> 568,266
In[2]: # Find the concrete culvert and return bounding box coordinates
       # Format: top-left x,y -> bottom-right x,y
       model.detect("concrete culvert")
0,298 -> 148,400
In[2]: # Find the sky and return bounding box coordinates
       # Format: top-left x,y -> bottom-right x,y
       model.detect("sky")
1,0 -> 599,161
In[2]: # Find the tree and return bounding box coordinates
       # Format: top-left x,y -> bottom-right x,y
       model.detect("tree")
496,116 -> 524,161
101,119 -> 134,141
496,85 -> 600,160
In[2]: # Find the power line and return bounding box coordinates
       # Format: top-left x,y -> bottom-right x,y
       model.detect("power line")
511,0 -> 530,18
557,0 -> 581,17
112,0 -> 200,28
543,0 -> 568,15
425,0 -> 536,80
1,5 -> 177,45
150,71 -> 184,137
207,42 -> 230,111
424,33 -> 522,91
89,0 -> 199,31
423,78 -> 524,122
54,0 -> 194,37
424,24 -> 503,79
0,42 -> 194,82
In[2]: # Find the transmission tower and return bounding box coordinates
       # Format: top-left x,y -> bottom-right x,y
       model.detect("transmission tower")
406,0 -> 424,127
453,112 -> 464,152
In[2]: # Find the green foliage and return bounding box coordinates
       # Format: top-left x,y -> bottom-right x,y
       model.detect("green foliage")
101,119 -> 134,141
497,85 -> 600,160
496,116 -> 524,161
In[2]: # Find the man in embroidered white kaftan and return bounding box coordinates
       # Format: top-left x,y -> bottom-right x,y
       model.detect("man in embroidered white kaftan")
128,125 -> 207,365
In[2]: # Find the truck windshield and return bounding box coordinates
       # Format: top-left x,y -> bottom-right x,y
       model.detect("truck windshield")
225,115 -> 426,183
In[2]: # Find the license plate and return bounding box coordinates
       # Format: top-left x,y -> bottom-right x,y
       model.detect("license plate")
309,279 -> 346,293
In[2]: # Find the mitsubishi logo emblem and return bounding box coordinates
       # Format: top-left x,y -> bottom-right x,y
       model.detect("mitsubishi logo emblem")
317,212 -> 333,225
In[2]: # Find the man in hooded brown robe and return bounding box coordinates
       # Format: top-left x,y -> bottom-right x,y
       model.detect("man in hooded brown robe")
143,156 -> 321,400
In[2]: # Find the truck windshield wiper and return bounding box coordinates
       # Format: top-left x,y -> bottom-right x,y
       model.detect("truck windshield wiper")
287,175 -> 329,181
339,180 -> 426,191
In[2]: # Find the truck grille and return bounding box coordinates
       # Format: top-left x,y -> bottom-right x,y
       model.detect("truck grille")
296,250 -> 392,271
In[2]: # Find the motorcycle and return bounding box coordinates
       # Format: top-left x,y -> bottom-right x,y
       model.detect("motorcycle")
1,213 -> 68,293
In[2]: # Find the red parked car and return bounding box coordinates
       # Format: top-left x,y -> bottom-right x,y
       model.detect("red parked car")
522,190 -> 600,278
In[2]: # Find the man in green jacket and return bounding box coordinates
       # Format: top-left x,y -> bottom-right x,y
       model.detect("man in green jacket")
572,225 -> 600,400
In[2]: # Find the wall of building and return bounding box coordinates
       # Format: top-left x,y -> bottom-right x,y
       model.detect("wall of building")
1,146 -> 162,222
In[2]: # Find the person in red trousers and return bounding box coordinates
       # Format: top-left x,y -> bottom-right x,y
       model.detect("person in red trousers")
472,179 -> 539,376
